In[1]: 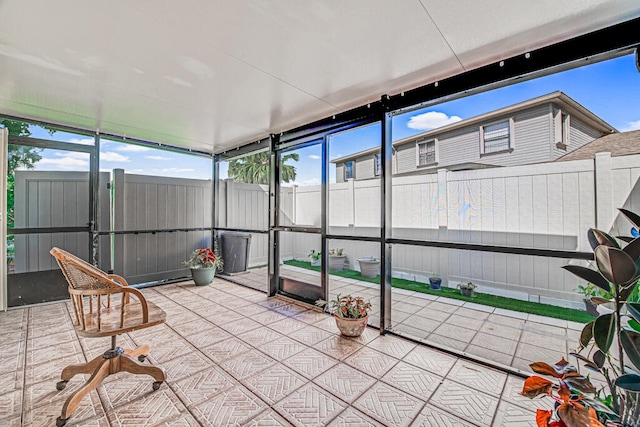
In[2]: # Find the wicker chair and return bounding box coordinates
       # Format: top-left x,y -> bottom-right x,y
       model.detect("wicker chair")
49,247 -> 166,427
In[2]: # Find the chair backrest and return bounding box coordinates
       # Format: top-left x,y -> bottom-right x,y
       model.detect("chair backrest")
50,247 -> 114,291
50,247 -> 160,336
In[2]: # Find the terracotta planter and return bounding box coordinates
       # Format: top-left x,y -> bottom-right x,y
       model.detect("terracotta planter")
357,258 -> 380,278
328,255 -> 346,271
190,267 -> 216,286
334,314 -> 368,337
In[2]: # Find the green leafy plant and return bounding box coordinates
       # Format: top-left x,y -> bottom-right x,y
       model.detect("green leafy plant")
316,294 -> 372,319
329,248 -> 344,256
184,248 -> 223,269
308,250 -> 321,262
522,208 -> 640,426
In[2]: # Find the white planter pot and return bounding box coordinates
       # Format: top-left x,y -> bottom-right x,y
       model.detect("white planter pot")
357,258 -> 380,278
328,255 -> 346,271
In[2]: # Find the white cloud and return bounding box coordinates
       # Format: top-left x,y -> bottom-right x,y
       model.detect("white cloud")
68,138 -> 94,145
39,157 -> 88,168
621,119 -> 640,132
308,155 -> 320,160
117,144 -> 151,152
146,155 -> 171,160
407,111 -> 462,130
100,152 -> 130,162
57,151 -> 89,159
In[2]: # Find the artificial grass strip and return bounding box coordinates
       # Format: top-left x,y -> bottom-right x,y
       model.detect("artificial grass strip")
284,260 -> 593,324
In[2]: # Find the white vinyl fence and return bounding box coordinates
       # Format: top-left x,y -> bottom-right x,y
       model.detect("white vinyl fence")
220,152 -> 639,308
14,152 -> 640,306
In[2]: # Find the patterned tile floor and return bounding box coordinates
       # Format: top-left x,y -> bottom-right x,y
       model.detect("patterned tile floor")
1,276 -> 562,427
228,265 -> 585,373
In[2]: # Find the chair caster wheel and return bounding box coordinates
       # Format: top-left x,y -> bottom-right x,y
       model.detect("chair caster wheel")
138,355 -> 146,362
56,416 -> 67,427
152,381 -> 163,391
56,380 -> 68,391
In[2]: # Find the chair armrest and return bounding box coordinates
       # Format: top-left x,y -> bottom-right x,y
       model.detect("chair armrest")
121,287 -> 149,323
108,274 -> 129,286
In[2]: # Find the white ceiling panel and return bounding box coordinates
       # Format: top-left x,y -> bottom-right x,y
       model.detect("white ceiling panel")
422,0 -> 640,70
0,1 -> 639,153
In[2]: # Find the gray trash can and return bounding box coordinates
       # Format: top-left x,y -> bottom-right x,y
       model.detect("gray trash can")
220,232 -> 252,274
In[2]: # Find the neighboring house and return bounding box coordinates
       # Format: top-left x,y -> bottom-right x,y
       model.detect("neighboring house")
332,91 -> 615,182
555,129 -> 640,161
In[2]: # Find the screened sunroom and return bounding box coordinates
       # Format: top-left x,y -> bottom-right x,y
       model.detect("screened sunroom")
1,2 -> 640,426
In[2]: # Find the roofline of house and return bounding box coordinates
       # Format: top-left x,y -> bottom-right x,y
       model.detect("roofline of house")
330,91 -> 617,164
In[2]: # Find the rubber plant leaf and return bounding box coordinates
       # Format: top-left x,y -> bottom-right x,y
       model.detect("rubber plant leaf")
620,329 -> 640,372
593,350 -> 606,369
557,402 -> 593,427
620,208 -> 640,229
568,352 -> 600,371
623,237 -> 640,259
615,373 -> 640,392
521,376 -> 553,398
594,246 -> 637,285
628,302 -> 640,323
628,318 -> 640,333
564,376 -> 596,394
561,265 -> 610,293
529,362 -> 561,378
579,321 -> 594,348
536,409 -> 553,427
587,228 -> 619,250
580,395 -> 617,415
593,313 -> 616,353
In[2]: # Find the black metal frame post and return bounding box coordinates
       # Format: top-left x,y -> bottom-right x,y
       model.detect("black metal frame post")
90,134 -> 100,266
320,135 -> 328,302
212,154 -> 219,252
268,134 -> 280,296
380,96 -> 393,334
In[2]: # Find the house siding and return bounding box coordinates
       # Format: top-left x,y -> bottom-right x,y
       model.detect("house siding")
476,104 -> 551,167
396,143 -> 417,174
555,116 -> 604,159
356,156 -> 375,180
336,164 -> 345,183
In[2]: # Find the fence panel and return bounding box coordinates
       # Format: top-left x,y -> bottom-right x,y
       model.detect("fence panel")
14,171 -> 110,272
112,169 -> 212,284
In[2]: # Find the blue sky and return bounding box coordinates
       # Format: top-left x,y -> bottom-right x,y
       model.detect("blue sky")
20,53 -> 640,184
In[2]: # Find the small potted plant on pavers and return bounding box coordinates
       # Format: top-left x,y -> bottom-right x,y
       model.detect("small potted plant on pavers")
429,273 -> 442,290
457,281 -> 477,297
328,248 -> 347,271
184,248 -> 223,286
308,249 -> 321,267
575,282 -> 602,317
357,257 -> 380,278
316,294 -> 372,337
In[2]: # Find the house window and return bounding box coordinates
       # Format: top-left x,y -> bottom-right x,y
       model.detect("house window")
375,154 -> 381,175
481,120 -> 512,154
417,140 -> 436,166
345,161 -> 353,180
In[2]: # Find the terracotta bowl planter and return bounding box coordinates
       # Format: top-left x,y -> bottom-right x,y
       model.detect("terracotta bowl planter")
334,314 -> 368,337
